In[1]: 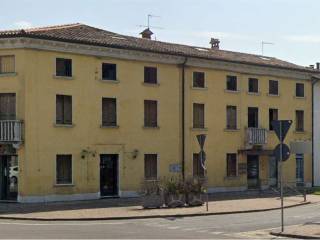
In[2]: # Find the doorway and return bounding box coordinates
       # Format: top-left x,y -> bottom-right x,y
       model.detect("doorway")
0,155 -> 18,201
100,154 -> 119,197
247,155 -> 259,189
248,107 -> 259,128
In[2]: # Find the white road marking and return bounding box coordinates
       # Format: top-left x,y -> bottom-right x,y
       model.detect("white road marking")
0,221 -> 129,226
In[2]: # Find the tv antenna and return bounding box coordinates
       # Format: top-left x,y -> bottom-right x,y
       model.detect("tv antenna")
137,14 -> 163,30
261,41 -> 274,55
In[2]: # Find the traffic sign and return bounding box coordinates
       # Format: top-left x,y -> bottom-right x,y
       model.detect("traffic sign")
274,144 -> 290,162
196,134 -> 206,150
271,120 -> 292,142
199,150 -> 206,169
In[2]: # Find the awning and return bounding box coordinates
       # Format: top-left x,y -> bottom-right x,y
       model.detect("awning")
238,149 -> 274,156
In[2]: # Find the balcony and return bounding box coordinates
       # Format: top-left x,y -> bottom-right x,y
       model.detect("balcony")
246,127 -> 267,146
0,120 -> 23,144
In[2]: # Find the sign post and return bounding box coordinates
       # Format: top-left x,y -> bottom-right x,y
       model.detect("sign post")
196,134 -> 208,211
271,120 -> 292,233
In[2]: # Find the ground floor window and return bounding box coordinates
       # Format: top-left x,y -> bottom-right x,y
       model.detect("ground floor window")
296,154 -> 304,183
193,153 -> 205,177
144,154 -> 157,180
227,153 -> 237,177
56,155 -> 72,184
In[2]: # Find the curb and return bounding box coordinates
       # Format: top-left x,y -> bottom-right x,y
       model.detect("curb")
0,201 -> 311,222
270,231 -> 319,239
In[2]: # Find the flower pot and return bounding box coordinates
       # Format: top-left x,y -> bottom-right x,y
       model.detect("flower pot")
186,193 -> 205,206
142,194 -> 164,209
165,193 -> 185,208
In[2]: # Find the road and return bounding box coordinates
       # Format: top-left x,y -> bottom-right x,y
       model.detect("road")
0,202 -> 319,239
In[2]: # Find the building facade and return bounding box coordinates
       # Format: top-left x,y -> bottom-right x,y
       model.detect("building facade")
0,24 -> 316,202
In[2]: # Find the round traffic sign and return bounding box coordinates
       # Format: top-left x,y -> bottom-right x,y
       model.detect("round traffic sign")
274,144 -> 290,162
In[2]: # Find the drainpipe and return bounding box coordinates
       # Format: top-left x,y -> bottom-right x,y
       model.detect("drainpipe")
181,57 -> 188,180
312,76 -> 320,187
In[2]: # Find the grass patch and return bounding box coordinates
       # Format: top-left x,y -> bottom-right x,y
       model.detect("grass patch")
312,187 -> 320,195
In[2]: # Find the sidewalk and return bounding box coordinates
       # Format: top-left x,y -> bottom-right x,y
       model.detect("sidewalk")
271,222 -> 320,239
0,194 -> 318,221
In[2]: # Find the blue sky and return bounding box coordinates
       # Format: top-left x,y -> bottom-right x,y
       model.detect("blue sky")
1,0 -> 320,66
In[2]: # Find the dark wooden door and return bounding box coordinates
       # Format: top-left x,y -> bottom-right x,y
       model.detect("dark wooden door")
247,155 -> 259,189
0,93 -> 16,120
0,155 -> 18,200
100,154 -> 118,196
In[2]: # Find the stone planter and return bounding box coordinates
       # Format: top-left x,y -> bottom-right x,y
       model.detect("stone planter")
142,194 -> 164,209
186,193 -> 206,206
165,193 -> 186,208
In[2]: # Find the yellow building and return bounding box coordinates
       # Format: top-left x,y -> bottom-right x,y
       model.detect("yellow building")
0,23 -> 316,202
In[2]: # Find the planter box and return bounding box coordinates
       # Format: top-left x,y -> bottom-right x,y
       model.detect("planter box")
165,193 -> 185,208
186,193 -> 206,206
142,195 -> 164,209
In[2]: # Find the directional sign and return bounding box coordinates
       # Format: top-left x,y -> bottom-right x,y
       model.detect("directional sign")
271,120 -> 292,142
274,144 -> 290,162
196,134 -> 206,150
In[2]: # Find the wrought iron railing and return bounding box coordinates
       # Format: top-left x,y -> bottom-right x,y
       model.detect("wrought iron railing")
0,120 -> 23,142
246,127 -> 267,145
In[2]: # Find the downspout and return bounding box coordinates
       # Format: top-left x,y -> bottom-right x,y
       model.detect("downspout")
181,57 -> 188,180
312,76 -> 319,187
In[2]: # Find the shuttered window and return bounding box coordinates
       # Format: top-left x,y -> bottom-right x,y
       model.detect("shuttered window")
144,154 -> 157,180
226,106 -> 237,129
193,72 -> 205,88
0,93 -> 16,120
296,110 -> 304,132
227,153 -> 237,177
56,58 -> 72,77
269,80 -> 279,95
56,155 -> 72,184
0,56 -> 15,74
248,78 -> 258,93
193,103 -> 205,128
144,100 -> 157,127
226,76 -> 237,91
56,95 -> 72,125
144,67 -> 157,84
269,108 -> 278,130
102,98 -> 117,126
296,83 -> 304,97
102,63 -> 117,80
193,153 -> 205,177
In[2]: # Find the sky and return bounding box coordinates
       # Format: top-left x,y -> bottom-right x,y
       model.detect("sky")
1,0 -> 320,66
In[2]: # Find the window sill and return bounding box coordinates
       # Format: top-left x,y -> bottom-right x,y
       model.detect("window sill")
294,130 -> 306,134
224,176 -> 240,180
99,79 -> 120,83
53,75 -> 74,80
100,125 -> 119,129
294,96 -> 306,99
224,128 -> 240,132
0,72 -> 17,77
224,89 -> 240,94
267,93 -> 280,97
54,184 -> 74,187
191,127 -> 208,131
143,126 -> 160,129
54,123 -> 75,128
142,82 -> 159,87
247,91 -> 261,96
191,86 -> 208,90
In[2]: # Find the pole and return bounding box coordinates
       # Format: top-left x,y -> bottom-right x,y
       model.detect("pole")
280,123 -> 284,232
200,151 -> 208,212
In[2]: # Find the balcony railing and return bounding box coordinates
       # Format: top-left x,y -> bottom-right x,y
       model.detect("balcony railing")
246,127 -> 267,145
0,120 -> 23,143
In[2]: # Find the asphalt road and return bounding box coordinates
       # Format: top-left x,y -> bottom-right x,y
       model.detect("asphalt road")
0,202 -> 319,239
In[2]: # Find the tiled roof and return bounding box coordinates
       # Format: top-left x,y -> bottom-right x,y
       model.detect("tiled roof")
0,23 -> 315,72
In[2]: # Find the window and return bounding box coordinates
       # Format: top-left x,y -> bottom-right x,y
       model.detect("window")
193,153 -> 205,177
193,103 -> 205,128
226,106 -> 237,129
248,107 -> 258,128
56,155 -> 72,184
226,75 -> 237,91
102,63 -> 117,80
296,154 -> 304,183
269,80 -> 279,95
144,67 -> 157,84
0,56 -> 15,73
0,93 -> 16,120
248,78 -> 258,93
295,110 -> 304,132
102,98 -> 117,126
269,108 -> 278,130
193,72 -> 205,88
144,154 -> 157,180
227,153 -> 237,177
56,58 -> 72,77
296,83 -> 304,97
144,100 -> 157,127
56,95 -> 72,125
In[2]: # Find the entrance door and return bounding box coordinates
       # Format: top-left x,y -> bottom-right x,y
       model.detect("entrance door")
247,155 -> 259,189
100,154 -> 118,197
0,155 -> 18,200
269,156 -> 278,187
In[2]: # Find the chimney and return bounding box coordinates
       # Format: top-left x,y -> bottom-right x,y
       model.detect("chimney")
316,62 -> 320,70
310,64 -> 315,69
140,28 -> 153,39
210,38 -> 220,49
